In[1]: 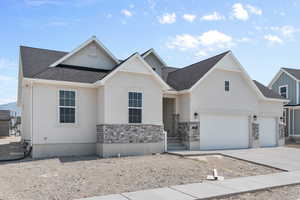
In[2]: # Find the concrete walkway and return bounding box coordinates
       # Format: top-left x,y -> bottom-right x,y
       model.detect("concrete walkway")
169,147 -> 300,171
78,171 -> 300,200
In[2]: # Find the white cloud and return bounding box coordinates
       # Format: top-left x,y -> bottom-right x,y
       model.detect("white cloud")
182,14 -> 196,22
166,34 -> 199,51
264,35 -> 283,44
166,30 -> 234,57
158,13 -> 176,24
199,30 -> 233,47
279,25 -> 299,37
195,50 -> 208,57
268,25 -> 299,38
0,58 -> 17,69
201,12 -> 225,21
232,3 -> 249,21
121,9 -> 133,17
246,4 -> 262,15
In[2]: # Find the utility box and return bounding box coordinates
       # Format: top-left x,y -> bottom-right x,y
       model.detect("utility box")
0,110 -> 10,137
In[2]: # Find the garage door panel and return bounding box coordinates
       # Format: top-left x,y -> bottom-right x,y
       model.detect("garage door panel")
260,117 -> 276,147
200,114 -> 249,150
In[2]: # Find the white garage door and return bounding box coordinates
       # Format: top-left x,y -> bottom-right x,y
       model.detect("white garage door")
200,114 -> 249,150
260,117 -> 277,147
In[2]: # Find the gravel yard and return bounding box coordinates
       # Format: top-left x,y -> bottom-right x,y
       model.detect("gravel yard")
215,184 -> 300,200
0,154 -> 280,200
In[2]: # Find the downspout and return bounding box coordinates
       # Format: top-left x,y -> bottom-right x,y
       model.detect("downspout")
30,81 -> 34,148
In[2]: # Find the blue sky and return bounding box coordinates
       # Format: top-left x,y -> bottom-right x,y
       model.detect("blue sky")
0,0 -> 300,104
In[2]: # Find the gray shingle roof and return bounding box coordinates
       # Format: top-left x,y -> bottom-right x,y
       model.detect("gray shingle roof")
20,46 -> 110,83
20,46 -> 67,78
282,68 -> 300,80
161,66 -> 178,81
166,51 -> 230,90
34,66 -> 109,83
253,80 -> 284,99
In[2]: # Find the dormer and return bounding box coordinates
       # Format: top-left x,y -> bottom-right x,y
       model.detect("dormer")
141,48 -> 166,77
49,36 -> 120,70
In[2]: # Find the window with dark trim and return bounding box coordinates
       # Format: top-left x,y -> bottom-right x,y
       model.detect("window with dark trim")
279,85 -> 288,98
59,90 -> 76,123
128,92 -> 142,123
225,81 -> 230,92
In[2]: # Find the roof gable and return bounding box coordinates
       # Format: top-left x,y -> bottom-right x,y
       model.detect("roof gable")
141,49 -> 167,67
268,68 -> 300,88
96,53 -> 170,90
50,36 -> 120,69
61,41 -> 117,70
167,51 -> 229,90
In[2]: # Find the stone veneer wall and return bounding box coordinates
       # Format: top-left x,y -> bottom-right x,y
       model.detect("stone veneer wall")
178,121 -> 200,150
278,121 -> 285,146
251,122 -> 259,148
97,124 -> 164,144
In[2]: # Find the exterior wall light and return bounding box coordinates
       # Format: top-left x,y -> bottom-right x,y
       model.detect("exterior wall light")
253,115 -> 257,121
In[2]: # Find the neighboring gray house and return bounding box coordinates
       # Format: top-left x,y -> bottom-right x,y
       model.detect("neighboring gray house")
269,68 -> 300,138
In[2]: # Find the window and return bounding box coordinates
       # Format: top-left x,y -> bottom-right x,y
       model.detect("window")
225,81 -> 230,92
279,85 -> 288,98
59,90 -> 76,123
128,92 -> 142,123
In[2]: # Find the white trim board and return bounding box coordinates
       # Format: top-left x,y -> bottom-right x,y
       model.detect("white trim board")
141,48 -> 167,67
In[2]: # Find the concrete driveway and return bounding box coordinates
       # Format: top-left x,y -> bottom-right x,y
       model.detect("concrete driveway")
169,147 -> 300,171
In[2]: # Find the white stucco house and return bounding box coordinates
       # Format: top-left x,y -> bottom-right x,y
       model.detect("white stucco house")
18,36 -> 287,158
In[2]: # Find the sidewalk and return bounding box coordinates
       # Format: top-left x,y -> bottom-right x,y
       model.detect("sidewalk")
78,171 -> 300,200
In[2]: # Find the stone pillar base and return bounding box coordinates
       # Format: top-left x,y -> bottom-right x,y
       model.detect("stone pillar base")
96,124 -> 164,158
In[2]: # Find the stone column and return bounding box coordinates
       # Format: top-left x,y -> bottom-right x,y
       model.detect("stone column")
251,121 -> 260,148
172,114 -> 179,138
278,117 -> 285,146
178,121 -> 200,150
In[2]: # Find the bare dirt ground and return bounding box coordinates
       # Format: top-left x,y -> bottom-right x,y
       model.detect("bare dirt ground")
0,154 -> 280,200
215,184 -> 300,200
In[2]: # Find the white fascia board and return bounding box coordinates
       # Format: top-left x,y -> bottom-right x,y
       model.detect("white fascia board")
281,68 -> 300,82
49,36 -> 120,67
96,53 -> 171,90
23,78 -> 96,88
142,49 -> 167,67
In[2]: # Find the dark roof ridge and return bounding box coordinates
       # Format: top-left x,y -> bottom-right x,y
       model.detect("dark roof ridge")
168,50 -> 231,75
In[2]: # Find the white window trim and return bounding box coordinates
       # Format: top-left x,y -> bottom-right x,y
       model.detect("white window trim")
128,91 -> 143,124
58,89 -> 78,125
279,85 -> 288,99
